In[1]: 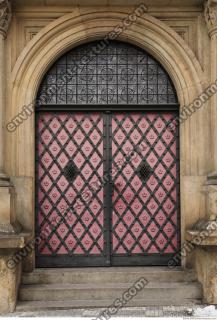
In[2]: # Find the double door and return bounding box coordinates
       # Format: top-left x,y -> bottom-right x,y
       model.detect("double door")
36,111 -> 180,267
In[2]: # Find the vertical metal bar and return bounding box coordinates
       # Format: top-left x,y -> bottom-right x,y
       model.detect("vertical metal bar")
103,111 -> 112,266
35,111 -> 39,261
176,111 -> 181,257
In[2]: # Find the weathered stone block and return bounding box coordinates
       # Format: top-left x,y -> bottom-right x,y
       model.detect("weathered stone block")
0,251 -> 21,314
195,248 -> 217,304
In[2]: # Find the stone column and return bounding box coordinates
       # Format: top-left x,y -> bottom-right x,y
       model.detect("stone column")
191,2 -> 217,304
204,0 -> 217,175
0,0 -> 21,234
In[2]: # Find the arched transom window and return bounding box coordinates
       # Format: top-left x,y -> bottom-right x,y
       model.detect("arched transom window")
37,41 -> 178,106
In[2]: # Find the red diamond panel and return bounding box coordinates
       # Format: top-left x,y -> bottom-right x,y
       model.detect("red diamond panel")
36,110 -> 180,266
112,113 -> 179,255
36,112 -> 104,257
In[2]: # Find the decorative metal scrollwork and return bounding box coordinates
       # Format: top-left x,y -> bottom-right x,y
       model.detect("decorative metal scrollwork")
63,161 -> 78,182
137,161 -> 153,182
37,41 -> 178,106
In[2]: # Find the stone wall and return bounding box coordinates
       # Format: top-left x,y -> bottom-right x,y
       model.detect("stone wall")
0,0 -> 217,313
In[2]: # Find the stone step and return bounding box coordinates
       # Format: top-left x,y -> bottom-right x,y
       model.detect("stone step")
21,267 -> 197,285
16,298 -> 202,312
19,282 -> 202,302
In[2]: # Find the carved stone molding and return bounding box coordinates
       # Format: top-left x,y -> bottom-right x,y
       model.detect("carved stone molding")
0,0 -> 11,38
204,0 -> 217,36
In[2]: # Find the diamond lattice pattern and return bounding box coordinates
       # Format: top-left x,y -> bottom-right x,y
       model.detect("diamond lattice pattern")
36,112 -> 104,256
111,113 -> 179,255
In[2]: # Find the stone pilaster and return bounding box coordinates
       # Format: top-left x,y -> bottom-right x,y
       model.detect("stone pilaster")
0,0 -> 11,177
204,0 -> 217,220
204,0 -> 217,172
0,1 -> 21,234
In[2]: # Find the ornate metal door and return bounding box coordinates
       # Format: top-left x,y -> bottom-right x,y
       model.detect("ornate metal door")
35,41 -> 180,267
36,112 -> 107,267
111,113 -> 179,265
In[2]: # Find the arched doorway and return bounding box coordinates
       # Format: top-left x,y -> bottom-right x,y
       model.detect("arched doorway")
35,40 -> 180,267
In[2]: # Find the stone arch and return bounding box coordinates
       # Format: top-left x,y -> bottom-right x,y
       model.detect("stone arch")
11,10 -> 205,108
8,9 -> 207,178
6,9 -> 209,248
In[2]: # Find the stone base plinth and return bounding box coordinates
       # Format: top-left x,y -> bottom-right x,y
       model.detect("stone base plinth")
0,250 -> 22,314
195,248 -> 217,304
0,178 -> 22,235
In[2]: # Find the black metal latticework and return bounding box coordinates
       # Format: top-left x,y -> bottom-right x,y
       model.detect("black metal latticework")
111,113 -> 180,265
37,41 -> 178,106
36,113 -> 108,267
